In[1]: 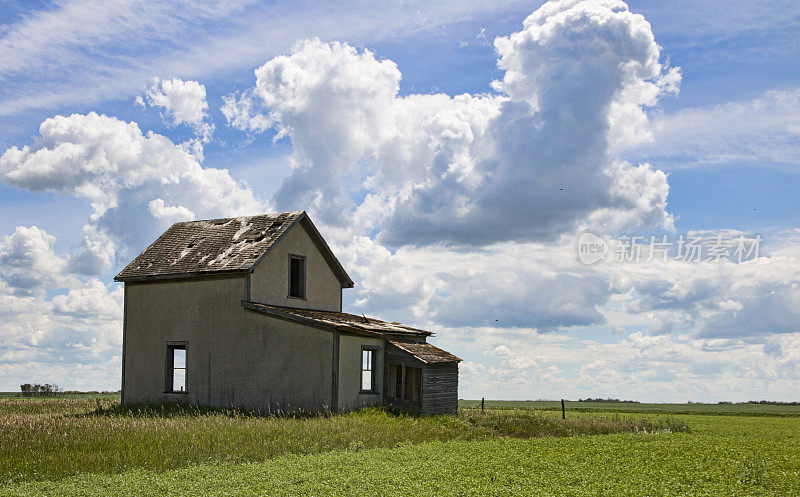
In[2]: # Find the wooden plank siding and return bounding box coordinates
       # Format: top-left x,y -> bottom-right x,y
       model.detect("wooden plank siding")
421,363 -> 459,415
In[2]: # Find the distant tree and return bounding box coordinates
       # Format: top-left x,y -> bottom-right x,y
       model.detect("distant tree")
749,400 -> 800,406
20,383 -> 32,397
19,383 -> 64,397
578,397 -> 640,404
19,383 -> 63,397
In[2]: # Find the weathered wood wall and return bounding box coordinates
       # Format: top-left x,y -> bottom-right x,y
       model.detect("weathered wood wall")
421,363 -> 458,415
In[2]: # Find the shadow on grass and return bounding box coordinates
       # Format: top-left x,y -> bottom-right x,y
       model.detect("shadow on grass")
80,400 -> 338,419
81,398 -> 436,420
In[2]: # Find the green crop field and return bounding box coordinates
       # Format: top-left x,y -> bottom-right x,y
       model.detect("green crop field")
1,396 -> 798,496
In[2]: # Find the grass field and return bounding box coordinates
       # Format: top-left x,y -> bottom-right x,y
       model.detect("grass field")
0,397 -> 684,485
0,392 -> 119,400
1,396 -> 798,496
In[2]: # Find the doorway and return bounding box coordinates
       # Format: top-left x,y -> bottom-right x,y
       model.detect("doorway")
388,363 -> 421,403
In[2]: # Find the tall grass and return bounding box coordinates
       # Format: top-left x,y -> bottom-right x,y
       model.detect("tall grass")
0,398 -> 687,485
461,408 -> 689,437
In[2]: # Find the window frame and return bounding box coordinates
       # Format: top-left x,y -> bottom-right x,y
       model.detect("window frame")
165,342 -> 188,394
287,254 -> 306,300
360,346 -> 379,394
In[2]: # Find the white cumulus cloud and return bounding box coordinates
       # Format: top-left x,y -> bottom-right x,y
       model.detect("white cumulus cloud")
0,112 -> 263,274
140,77 -> 214,143
0,226 -> 69,295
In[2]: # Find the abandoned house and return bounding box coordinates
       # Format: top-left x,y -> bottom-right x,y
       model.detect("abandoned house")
115,211 -> 460,414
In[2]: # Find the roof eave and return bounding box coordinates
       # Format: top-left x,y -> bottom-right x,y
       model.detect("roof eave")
297,214 -> 355,288
241,212 -> 354,288
242,301 -> 383,338
387,341 -> 462,364
241,301 -> 432,340
354,328 -> 432,338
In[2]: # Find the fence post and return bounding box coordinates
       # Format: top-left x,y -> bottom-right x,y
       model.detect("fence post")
561,399 -> 565,419
481,397 -> 485,413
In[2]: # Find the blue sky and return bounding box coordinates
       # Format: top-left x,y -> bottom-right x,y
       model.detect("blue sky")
1,0 -> 799,401
3,1 -> 799,239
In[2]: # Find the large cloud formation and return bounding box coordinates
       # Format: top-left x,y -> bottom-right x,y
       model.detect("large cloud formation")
224,0 -> 678,245
218,0 -> 800,343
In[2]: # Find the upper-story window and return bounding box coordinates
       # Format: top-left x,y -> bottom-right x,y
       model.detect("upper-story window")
288,254 -> 306,299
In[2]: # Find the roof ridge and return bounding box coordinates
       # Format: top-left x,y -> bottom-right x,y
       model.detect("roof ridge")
173,210 -> 305,225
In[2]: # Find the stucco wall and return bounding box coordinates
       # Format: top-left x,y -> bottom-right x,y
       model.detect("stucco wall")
122,275 -> 335,412
337,334 -> 384,412
249,221 -> 342,311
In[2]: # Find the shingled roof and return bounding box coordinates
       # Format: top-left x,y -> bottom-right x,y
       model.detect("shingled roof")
388,340 -> 461,364
115,211 -> 353,286
241,301 -> 433,340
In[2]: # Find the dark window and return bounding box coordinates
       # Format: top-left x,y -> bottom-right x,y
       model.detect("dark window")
165,344 -> 187,393
289,255 -> 305,298
391,364 -> 401,398
389,363 -> 420,403
361,347 -> 377,392
405,366 -> 421,403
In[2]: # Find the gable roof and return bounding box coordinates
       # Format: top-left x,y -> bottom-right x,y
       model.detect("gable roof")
115,211 -> 353,286
387,341 -> 461,364
241,301 -> 432,340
